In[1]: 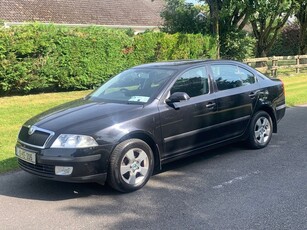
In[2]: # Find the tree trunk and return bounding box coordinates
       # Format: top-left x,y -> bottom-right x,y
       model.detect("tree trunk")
255,35 -> 268,58
296,2 -> 307,54
299,24 -> 307,54
207,0 -> 220,59
255,38 -> 268,67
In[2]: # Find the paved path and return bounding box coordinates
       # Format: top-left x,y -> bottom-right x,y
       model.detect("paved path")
0,106 -> 306,230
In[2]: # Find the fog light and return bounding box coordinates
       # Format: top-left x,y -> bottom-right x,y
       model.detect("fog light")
55,166 -> 73,176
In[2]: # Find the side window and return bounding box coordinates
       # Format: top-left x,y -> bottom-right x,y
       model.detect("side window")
170,67 -> 209,97
211,64 -> 256,91
238,68 -> 256,85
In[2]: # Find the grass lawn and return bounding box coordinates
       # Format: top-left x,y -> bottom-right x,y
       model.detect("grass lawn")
277,72 -> 307,106
0,90 -> 91,173
1,72 -> 307,174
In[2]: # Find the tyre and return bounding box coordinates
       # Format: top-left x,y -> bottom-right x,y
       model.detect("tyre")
247,111 -> 273,149
107,139 -> 154,192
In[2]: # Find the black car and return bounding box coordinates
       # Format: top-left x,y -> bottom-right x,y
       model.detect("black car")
16,60 -> 286,192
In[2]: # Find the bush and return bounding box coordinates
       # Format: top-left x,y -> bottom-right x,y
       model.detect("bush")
160,0 -> 210,35
0,24 -> 134,94
132,32 -> 216,62
0,23 -> 217,95
268,23 -> 300,56
221,31 -> 256,61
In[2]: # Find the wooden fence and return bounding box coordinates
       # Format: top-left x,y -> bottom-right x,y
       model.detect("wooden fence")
244,55 -> 307,77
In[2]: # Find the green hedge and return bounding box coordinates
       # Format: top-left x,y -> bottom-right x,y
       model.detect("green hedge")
0,23 -> 217,95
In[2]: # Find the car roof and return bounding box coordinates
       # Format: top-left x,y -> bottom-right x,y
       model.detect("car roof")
134,60 -> 208,70
133,59 -> 246,70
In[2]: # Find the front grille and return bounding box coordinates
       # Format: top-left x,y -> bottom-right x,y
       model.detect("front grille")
18,159 -> 55,176
18,126 -> 53,147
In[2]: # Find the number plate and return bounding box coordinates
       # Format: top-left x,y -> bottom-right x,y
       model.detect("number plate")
16,147 -> 36,165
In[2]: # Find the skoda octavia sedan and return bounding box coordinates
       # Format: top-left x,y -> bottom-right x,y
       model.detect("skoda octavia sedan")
16,60 -> 286,192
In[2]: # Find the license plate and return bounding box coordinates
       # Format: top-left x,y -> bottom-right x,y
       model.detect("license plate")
16,147 -> 36,165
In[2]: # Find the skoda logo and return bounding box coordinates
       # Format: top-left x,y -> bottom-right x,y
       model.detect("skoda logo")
28,126 -> 37,135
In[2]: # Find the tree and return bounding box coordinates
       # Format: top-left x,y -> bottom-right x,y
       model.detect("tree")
250,0 -> 296,57
161,0 -> 254,59
295,0 -> 307,54
200,0 -> 254,58
269,23 -> 300,56
160,0 -> 210,35
204,0 -> 252,34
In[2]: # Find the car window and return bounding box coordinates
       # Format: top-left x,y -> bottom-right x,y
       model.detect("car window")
170,67 -> 209,97
238,68 -> 256,85
90,68 -> 175,104
211,64 -> 256,91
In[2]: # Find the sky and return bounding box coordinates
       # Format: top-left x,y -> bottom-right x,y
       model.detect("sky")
186,0 -> 199,4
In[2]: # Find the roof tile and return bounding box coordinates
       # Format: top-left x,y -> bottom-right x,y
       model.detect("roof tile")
0,0 -> 164,26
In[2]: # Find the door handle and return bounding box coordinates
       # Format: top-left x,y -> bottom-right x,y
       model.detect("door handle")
206,102 -> 216,109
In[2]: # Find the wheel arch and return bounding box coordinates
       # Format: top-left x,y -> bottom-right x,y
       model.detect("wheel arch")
256,105 -> 277,133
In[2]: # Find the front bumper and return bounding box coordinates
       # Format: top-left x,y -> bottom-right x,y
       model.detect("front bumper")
16,142 -> 111,184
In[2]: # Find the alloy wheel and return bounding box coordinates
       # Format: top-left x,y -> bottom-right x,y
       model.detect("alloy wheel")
254,116 -> 271,144
120,148 -> 149,185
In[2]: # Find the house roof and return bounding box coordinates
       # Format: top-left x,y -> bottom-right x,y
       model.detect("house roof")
0,0 -> 164,28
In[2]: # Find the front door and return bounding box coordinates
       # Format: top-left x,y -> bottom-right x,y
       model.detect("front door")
158,66 -> 219,160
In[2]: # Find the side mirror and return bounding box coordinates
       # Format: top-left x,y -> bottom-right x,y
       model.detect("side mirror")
166,92 -> 190,109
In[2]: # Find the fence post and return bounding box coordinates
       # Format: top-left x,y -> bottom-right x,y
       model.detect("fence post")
296,56 -> 300,73
271,56 -> 277,77
244,55 -> 307,75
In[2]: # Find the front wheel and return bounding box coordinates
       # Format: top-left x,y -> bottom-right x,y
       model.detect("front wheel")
247,111 -> 273,149
107,139 -> 154,192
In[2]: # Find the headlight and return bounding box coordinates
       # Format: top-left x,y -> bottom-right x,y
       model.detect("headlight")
51,134 -> 98,148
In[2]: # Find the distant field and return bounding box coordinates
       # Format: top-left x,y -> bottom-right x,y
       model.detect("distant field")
1,72 -> 307,174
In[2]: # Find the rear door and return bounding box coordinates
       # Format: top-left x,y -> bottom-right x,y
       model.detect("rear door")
209,63 -> 260,141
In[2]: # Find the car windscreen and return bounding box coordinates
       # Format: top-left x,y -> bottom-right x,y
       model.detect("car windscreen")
89,68 -> 176,104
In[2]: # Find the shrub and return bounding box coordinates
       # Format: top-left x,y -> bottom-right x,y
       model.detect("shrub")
221,31 -> 256,61
268,23 -> 299,56
0,23 -> 217,95
132,32 -> 216,62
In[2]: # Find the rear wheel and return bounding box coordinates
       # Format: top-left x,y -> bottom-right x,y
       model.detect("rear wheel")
107,139 -> 154,192
247,111 -> 273,149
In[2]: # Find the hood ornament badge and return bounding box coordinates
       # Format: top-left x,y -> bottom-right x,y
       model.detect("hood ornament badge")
28,126 -> 37,135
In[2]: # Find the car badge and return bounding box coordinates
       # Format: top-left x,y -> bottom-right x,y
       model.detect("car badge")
28,126 -> 36,135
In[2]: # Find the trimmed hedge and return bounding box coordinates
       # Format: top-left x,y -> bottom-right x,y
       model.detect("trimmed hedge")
0,23 -> 217,95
